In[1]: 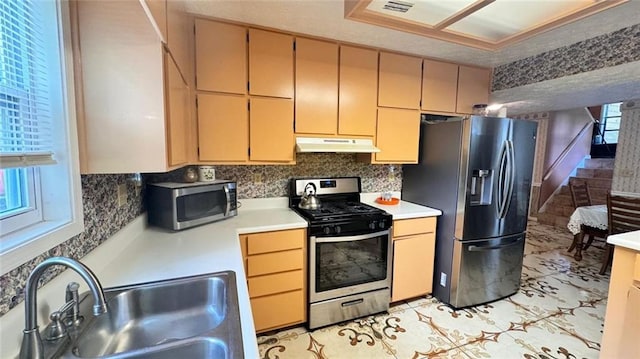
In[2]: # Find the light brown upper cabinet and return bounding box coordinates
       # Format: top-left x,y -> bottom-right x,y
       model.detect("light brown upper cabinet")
195,20 -> 247,94
457,66 -> 491,114
422,61 -> 491,115
73,0 -> 191,173
197,93 -> 248,162
249,98 -> 294,162
374,108 -> 420,163
166,54 -> 189,166
338,46 -> 378,137
295,38 -> 339,135
249,29 -> 294,98
378,52 -> 422,110
143,0 -> 166,41
166,0 -> 191,81
422,60 -> 459,113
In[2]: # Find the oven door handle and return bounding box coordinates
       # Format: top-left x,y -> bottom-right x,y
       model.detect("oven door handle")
312,230 -> 390,243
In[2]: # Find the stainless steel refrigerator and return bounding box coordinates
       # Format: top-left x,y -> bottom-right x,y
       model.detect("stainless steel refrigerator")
402,115 -> 537,308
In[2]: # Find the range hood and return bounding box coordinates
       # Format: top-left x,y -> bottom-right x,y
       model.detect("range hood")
295,137 -> 380,153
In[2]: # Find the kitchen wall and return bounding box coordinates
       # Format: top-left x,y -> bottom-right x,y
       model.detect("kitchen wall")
493,23 -> 640,91
612,99 -> 640,194
1,154 -> 400,317
0,175 -> 144,317
149,153 -> 403,199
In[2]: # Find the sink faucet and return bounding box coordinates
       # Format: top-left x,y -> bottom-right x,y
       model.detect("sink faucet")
19,256 -> 108,359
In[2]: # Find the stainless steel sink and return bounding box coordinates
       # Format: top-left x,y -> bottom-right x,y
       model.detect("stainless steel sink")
48,271 -> 243,359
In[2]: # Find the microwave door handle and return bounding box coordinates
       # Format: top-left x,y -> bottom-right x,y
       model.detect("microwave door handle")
224,185 -> 231,216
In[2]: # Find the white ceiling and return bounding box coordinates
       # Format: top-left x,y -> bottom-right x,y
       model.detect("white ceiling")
185,0 -> 640,113
185,0 -> 640,67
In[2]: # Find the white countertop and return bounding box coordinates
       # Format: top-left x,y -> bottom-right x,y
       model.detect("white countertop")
0,195 -> 440,359
607,230 -> 640,251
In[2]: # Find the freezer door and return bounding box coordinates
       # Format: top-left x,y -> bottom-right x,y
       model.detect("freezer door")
449,233 -> 525,308
460,116 -> 510,240
501,119 -> 538,235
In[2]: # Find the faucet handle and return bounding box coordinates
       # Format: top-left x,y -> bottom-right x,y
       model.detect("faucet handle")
65,282 -> 83,326
45,300 -> 76,341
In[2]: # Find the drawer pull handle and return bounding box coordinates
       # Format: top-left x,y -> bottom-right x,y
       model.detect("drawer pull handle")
341,298 -> 364,307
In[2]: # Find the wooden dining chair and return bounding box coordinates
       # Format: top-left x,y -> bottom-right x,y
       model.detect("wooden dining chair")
569,179 -> 606,251
600,194 -> 640,274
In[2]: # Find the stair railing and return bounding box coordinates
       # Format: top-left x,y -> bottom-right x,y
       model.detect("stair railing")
538,119 -> 593,210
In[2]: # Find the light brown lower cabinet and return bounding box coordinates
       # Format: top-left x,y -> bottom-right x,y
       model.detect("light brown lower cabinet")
391,217 -> 437,302
240,228 -> 307,333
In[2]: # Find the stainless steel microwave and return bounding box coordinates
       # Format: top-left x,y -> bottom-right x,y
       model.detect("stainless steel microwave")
146,180 -> 237,230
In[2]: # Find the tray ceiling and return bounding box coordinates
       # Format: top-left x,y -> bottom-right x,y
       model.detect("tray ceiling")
345,0 -> 628,50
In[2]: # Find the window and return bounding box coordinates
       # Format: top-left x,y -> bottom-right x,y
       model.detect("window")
598,102 -> 622,144
0,0 -> 50,233
0,0 -> 83,275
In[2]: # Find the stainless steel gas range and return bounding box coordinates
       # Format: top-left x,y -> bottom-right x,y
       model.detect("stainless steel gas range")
289,177 -> 392,329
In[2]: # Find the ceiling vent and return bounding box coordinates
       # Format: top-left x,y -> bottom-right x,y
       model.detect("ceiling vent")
383,1 -> 414,13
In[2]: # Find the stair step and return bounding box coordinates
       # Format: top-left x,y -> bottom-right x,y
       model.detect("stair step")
558,185 -> 608,202
576,168 -> 614,179
584,158 -> 615,169
537,212 -> 569,228
569,176 -> 612,189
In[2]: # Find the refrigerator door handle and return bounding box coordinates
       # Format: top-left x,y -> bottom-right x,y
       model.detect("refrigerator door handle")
468,236 -> 522,251
496,141 -> 509,218
502,140 -> 516,219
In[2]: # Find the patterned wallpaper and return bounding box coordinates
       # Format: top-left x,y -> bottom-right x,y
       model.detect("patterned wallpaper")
1,154 -> 400,317
612,100 -> 640,194
492,24 -> 640,92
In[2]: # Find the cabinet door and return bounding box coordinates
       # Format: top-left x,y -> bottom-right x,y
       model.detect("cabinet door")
378,52 -> 422,109
143,0 -> 166,42
392,233 -> 435,302
457,66 -> 491,114
375,108 -> 420,163
618,285 -> 640,358
166,0 -> 190,81
249,29 -> 293,98
422,60 -> 458,113
165,54 -> 189,166
197,93 -> 248,162
338,46 -> 378,136
249,97 -> 294,162
251,290 -> 305,332
295,38 -> 338,135
195,20 -> 246,94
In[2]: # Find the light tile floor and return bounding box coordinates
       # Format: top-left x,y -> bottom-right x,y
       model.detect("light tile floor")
257,222 -> 611,359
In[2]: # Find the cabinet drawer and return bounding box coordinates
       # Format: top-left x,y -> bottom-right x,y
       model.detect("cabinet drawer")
246,249 -> 303,276
246,229 -> 304,255
248,270 -> 303,298
393,217 -> 436,238
251,290 -> 305,332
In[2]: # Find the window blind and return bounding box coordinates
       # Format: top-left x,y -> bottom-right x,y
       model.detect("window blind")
0,0 -> 55,169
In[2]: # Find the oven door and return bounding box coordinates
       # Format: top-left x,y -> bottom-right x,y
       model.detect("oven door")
310,230 -> 392,303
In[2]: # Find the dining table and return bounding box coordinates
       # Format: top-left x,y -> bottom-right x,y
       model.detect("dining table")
567,204 -> 608,261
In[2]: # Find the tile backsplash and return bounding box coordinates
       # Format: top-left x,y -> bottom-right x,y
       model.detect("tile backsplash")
149,153 -> 403,199
0,175 -> 144,317
1,154 -> 401,317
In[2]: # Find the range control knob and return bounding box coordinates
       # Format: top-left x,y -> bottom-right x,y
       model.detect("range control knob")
335,225 -> 342,234
323,226 -> 331,235
369,221 -> 377,230
379,220 -> 386,229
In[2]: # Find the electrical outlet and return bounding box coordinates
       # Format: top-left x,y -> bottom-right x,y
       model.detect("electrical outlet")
252,173 -> 263,183
619,168 -> 635,178
117,184 -> 127,207
388,165 -> 395,181
440,272 -> 447,287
